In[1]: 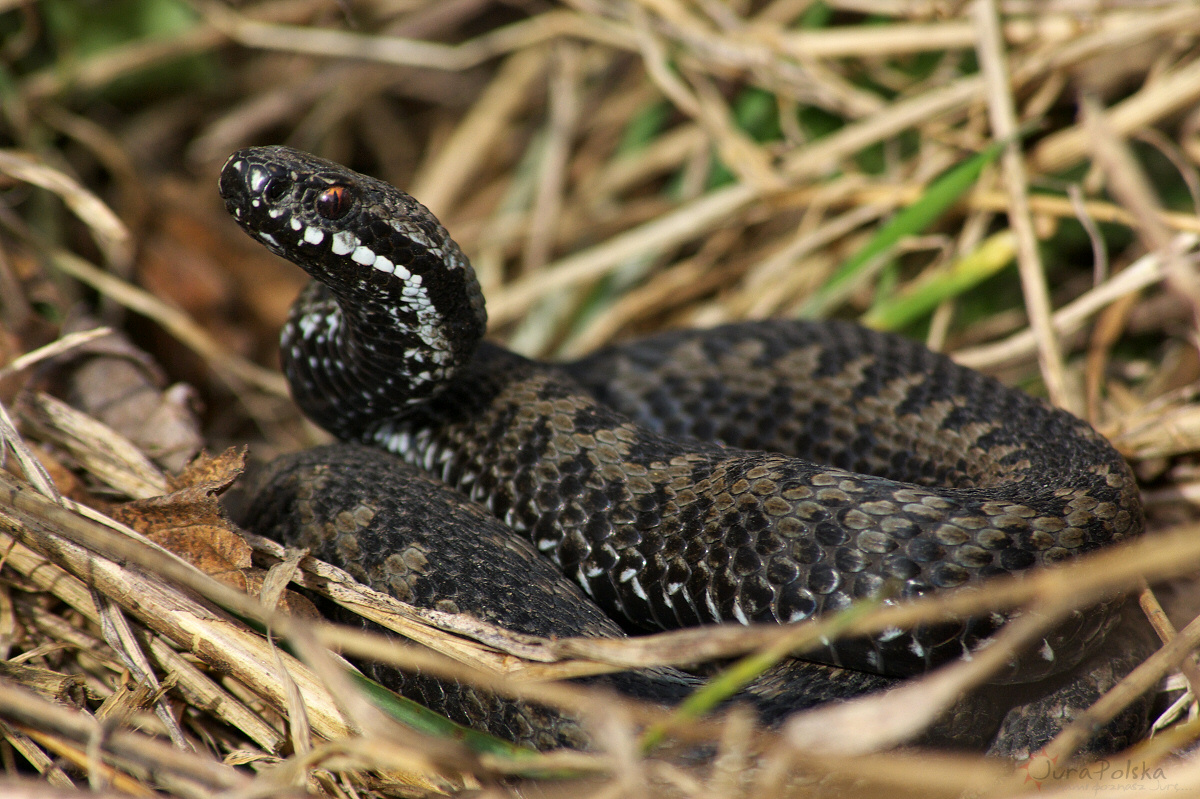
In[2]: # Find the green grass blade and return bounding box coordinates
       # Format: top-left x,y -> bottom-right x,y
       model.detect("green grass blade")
797,140 -> 1006,319
350,673 -> 543,763
639,595 -> 884,752
861,230 -> 1017,330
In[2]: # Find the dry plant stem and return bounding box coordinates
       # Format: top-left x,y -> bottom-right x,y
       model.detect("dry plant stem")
0,198 -> 285,397
784,601 -> 1074,755
630,5 -> 701,120
727,189 -> 899,320
23,392 -> 168,499
0,403 -> 58,501
37,107 -> 144,218
773,9 -> 1200,59
1134,127 -> 1200,214
21,730 -> 158,798
1037,609 -> 1200,767
973,0 -> 1069,411
189,67 -> 347,166
569,173 -> 1199,314
488,181 -> 759,323
488,72 -> 990,324
521,43 -> 582,276
409,47 -> 546,218
209,5 -> 630,72
307,616 -> 680,734
270,633 -> 313,766
1083,96 -> 1200,322
20,0 -> 333,101
590,124 -> 707,199
1031,51 -> 1200,175
754,747 -> 1009,799
1084,292 -> 1136,424
644,16 -> 781,190
953,235 -> 1197,371
709,709 -> 755,798
1069,183 -> 1110,288
143,633 -> 286,753
0,150 -> 131,271
1135,586 -> 1200,707
249,532 -> 582,671
965,187 -> 1200,234
93,591 -> 191,750
0,680 -> 245,791
1142,716 -> 1200,763
58,725 -> 168,797
0,483 -> 358,745
273,606 -> 482,782
42,250 -> 288,397
0,328 -> 114,380
1086,102 -> 1178,255
203,2 -> 1200,86
1005,3 -> 1200,86
281,736 -> 483,792
0,719 -> 74,788
561,227 -> 743,354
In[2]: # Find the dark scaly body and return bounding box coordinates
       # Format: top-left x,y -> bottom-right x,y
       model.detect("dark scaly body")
220,146 -> 1150,755
238,444 -> 901,751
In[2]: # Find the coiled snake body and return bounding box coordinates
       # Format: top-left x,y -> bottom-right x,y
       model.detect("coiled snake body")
221,146 -> 1151,756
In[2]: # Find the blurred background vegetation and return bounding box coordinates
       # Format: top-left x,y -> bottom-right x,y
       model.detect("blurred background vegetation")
2,1 -> 1200,796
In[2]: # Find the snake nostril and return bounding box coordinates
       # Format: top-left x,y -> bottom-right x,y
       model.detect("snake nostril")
264,176 -> 293,202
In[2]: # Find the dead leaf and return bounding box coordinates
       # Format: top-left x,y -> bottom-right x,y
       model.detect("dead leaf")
26,445 -> 89,502
110,448 -> 252,583
107,448 -> 319,617
165,448 -> 245,493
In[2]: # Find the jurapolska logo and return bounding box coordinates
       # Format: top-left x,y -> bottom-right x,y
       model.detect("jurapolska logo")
1017,747 -> 1171,791
1018,747 -> 1058,789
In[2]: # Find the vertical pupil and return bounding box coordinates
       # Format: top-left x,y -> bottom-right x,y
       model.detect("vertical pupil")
316,186 -> 352,220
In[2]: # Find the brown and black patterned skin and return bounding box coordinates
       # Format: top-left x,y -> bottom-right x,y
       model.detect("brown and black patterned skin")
220,146 -> 1150,755
237,444 -> 901,751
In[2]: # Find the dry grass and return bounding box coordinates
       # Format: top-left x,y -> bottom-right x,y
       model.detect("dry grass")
3,0 -> 1200,796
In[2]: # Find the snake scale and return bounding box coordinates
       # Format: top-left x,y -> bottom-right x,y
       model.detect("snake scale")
221,145 -> 1153,757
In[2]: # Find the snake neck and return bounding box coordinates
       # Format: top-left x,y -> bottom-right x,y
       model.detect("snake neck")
281,278 -> 484,441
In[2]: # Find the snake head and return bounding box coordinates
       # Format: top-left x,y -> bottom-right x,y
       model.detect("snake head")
220,146 -> 488,434
220,146 -> 357,263
219,146 -> 484,329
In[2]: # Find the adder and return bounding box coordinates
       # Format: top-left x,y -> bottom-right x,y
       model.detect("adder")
221,145 -> 1154,757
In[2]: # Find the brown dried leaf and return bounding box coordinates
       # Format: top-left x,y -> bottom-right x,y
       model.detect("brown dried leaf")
240,569 -> 322,622
26,445 -> 89,502
109,448 -> 251,584
164,448 -> 245,494
106,449 -> 319,617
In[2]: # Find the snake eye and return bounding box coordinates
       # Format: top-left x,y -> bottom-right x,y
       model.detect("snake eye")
264,177 -> 292,202
315,185 -> 354,220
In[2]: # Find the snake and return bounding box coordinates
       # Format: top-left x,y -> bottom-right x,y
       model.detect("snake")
219,145 -> 1152,757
